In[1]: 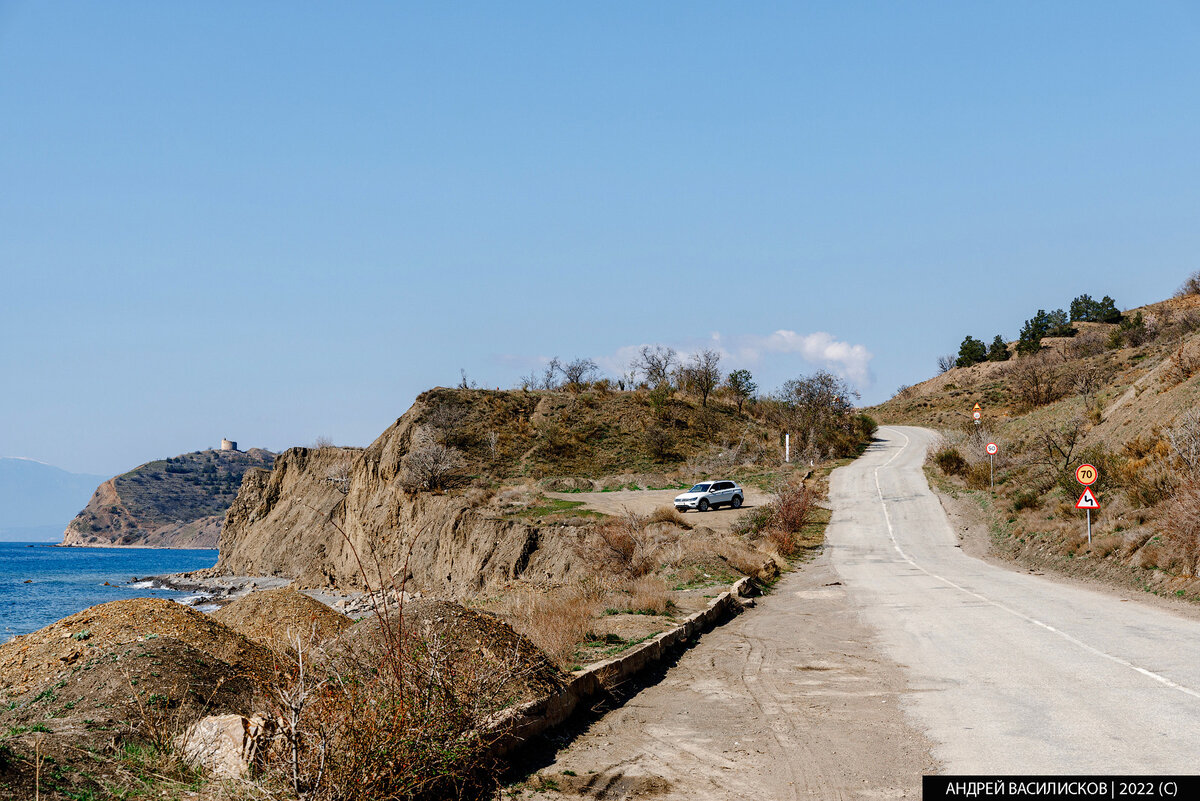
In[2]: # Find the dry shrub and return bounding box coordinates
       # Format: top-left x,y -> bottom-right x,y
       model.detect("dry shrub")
1011,491 -> 1040,512
765,528 -> 799,558
493,585 -> 602,666
590,512 -> 660,577
1177,270 -> 1200,298
1007,356 -> 1063,409
647,505 -> 692,529
269,620 -> 521,801
933,446 -> 969,476
733,482 -> 813,537
400,433 -> 464,492
1136,543 -> 1164,570
628,576 -> 671,615
1162,483 -> 1200,576
1066,330 -> 1108,360
1163,343 -> 1200,386
773,482 -> 813,532
464,486 -> 495,507
962,463 -> 991,490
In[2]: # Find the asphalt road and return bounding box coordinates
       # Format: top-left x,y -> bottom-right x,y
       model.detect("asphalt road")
829,426 -> 1200,772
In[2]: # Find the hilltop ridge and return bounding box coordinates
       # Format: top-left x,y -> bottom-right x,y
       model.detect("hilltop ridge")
213,386 -> 792,591
61,447 -> 275,548
869,288 -> 1200,599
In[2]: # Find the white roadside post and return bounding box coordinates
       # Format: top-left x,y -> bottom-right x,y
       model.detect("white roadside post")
1075,464 -> 1100,546
986,442 -> 998,490
785,433 -> 790,463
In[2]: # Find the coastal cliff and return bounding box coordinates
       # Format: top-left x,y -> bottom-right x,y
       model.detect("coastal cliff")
62,448 -> 275,548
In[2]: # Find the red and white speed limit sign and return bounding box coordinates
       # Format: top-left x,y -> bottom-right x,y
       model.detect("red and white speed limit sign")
1076,464 -> 1098,486
986,442 -> 998,455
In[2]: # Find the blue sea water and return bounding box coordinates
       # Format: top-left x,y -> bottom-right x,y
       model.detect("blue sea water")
0,542 -> 218,642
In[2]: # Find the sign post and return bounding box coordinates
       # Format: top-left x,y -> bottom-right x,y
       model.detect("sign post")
1075,464 -> 1100,545
986,442 -> 998,489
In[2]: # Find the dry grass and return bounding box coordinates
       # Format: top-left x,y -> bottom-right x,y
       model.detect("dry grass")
491,585 -> 604,666
627,576 -> 672,615
1162,483 -> 1200,576
647,505 -> 692,529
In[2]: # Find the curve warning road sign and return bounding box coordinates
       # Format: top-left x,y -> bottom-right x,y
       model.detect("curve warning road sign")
1075,487 -> 1100,510
1075,464 -> 1098,486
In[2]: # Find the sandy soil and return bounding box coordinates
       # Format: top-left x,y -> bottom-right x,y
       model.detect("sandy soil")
507,548 -> 936,800
545,488 -> 773,536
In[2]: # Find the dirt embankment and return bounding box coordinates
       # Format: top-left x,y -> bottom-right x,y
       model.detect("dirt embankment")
214,439 -> 593,595
214,389 -> 785,596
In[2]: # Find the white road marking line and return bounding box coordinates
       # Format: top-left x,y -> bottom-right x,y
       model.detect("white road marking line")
872,426 -> 1200,701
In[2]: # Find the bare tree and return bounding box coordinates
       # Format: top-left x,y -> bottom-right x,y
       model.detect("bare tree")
1176,270 -> 1200,298
634,345 -> 678,388
684,349 -> 722,406
937,354 -> 955,374
400,433 -> 464,491
541,357 -> 562,390
1009,355 -> 1061,409
1031,417 -> 1087,475
1070,362 -> 1106,409
559,357 -> 599,389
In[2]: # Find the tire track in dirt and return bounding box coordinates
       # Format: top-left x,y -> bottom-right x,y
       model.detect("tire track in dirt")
506,549 -> 936,800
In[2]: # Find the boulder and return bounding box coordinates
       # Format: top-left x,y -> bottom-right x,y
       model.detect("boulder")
176,713 -> 276,779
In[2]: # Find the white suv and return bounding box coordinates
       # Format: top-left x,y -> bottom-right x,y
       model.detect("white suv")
674,480 -> 744,513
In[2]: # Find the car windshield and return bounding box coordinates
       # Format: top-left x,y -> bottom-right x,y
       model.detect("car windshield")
688,483 -> 711,492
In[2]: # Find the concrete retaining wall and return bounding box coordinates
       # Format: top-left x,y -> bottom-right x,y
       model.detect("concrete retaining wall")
487,575 -> 754,756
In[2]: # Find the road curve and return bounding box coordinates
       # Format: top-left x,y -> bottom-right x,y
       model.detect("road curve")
828,426 -> 1200,772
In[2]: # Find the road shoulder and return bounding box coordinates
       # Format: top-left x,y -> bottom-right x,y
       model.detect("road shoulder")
504,548 -> 937,800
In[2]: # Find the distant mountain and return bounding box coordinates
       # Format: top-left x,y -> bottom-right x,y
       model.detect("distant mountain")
0,459 -> 108,541
61,448 -> 275,549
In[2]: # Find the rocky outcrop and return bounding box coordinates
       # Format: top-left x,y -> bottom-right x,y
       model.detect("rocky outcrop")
61,448 -> 275,548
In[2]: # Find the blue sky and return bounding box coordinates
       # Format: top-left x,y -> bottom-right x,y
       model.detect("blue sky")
2,2 -> 1198,476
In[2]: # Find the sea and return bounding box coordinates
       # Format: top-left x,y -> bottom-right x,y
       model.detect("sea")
0,541 -> 218,643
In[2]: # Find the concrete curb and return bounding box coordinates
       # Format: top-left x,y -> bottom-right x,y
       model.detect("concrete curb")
486,575 -> 755,756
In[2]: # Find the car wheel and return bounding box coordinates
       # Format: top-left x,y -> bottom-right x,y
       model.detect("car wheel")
675,506 -> 688,514
698,498 -> 710,512
731,495 -> 743,509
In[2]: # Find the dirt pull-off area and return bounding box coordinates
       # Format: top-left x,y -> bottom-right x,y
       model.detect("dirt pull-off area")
510,549 -> 936,800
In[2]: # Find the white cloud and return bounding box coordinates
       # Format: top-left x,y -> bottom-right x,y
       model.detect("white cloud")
592,330 -> 873,387
738,330 -> 874,385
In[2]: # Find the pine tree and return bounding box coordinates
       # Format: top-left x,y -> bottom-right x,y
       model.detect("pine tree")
987,335 -> 1011,361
